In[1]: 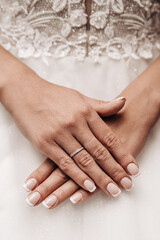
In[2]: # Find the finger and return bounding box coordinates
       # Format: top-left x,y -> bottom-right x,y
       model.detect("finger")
26,168 -> 69,207
23,158 -> 56,192
88,112 -> 140,177
42,138 -> 96,193
55,130 -> 122,197
74,125 -> 134,191
42,180 -> 79,209
70,187 -> 100,204
82,95 -> 126,117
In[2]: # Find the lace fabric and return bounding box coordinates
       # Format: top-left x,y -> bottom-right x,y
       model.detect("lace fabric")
0,0 -> 159,63
89,0 -> 160,61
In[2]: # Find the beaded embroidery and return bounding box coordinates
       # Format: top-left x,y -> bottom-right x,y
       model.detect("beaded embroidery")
89,0 -> 160,61
0,0 -> 159,63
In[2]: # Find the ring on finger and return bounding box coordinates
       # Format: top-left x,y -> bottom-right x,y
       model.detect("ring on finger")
70,147 -> 84,158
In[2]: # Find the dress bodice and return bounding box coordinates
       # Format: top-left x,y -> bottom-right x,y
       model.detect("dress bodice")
0,0 -> 159,63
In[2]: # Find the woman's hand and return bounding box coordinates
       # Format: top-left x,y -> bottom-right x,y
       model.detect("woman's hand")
23,57 -> 160,209
0,47 -> 137,201
23,105 -> 143,208
23,105 -> 144,208
23,89 -> 156,208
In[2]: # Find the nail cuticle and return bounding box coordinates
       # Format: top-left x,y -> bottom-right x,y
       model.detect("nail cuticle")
131,171 -> 141,178
112,189 -> 121,197
84,180 -> 96,193
125,182 -> 135,192
42,195 -> 57,209
70,192 -> 83,204
23,178 -> 37,192
107,183 -> 121,197
127,163 -> 140,177
26,197 -> 35,207
26,192 -> 41,207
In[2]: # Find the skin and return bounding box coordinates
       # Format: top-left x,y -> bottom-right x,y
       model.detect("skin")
25,57 -> 160,208
0,46 -> 138,196
0,0 -> 159,208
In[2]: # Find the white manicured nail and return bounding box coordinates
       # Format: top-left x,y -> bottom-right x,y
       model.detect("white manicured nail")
23,178 -> 37,192
70,192 -> 83,204
127,163 -> 140,177
120,177 -> 134,191
84,180 -> 96,192
42,195 -> 57,209
26,192 -> 41,206
107,183 -> 121,197
126,182 -> 135,191
112,97 -> 126,102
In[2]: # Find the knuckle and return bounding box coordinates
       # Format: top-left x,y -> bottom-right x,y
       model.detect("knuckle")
96,174 -> 109,186
32,169 -> 45,182
67,115 -> 78,128
78,153 -> 93,168
36,133 -> 52,149
36,135 -> 46,149
120,151 -> 133,168
121,151 -> 130,162
59,157 -> 73,171
52,126 -> 63,138
103,133 -> 120,149
80,105 -> 92,118
38,184 -> 50,195
93,147 -> 109,163
60,114 -> 79,130
111,167 -> 124,181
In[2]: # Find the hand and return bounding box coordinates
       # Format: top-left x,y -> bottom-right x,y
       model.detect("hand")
23,57 -> 160,208
0,46 -> 138,198
23,94 -> 140,207
23,93 -> 153,208
23,109 -> 143,208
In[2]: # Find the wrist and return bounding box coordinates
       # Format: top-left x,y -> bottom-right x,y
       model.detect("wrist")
0,46 -> 27,101
0,46 -> 38,102
153,83 -> 160,115
120,72 -> 160,131
0,63 -> 38,115
145,57 -> 160,115
0,63 -> 27,93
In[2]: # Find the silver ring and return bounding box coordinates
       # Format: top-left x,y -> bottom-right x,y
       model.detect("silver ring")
70,147 -> 84,158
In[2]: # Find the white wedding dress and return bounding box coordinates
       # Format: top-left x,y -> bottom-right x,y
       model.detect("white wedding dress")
0,1 -> 160,240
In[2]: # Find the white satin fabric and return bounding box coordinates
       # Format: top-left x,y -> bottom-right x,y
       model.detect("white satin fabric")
0,56 -> 160,240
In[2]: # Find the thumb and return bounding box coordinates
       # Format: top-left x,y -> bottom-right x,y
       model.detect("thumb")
83,96 -> 126,117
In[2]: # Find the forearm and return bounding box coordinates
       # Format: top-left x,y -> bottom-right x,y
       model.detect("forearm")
0,46 -> 40,114
0,46 -> 26,92
105,58 -> 160,157
120,57 -> 160,129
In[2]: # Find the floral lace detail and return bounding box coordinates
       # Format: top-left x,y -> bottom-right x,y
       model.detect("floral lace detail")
89,0 -> 160,61
0,0 -> 159,63
0,0 -> 87,63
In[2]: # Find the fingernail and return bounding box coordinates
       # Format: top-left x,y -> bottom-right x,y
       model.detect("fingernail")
42,195 -> 57,209
23,178 -> 37,192
107,183 -> 121,197
26,192 -> 41,206
84,180 -> 96,193
127,163 -> 140,177
112,96 -> 126,102
120,177 -> 134,191
70,192 -> 83,204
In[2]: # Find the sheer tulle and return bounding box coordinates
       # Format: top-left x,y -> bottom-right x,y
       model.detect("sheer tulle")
0,56 -> 160,240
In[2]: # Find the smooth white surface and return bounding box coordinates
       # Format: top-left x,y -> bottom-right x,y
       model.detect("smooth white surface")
0,56 -> 160,240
